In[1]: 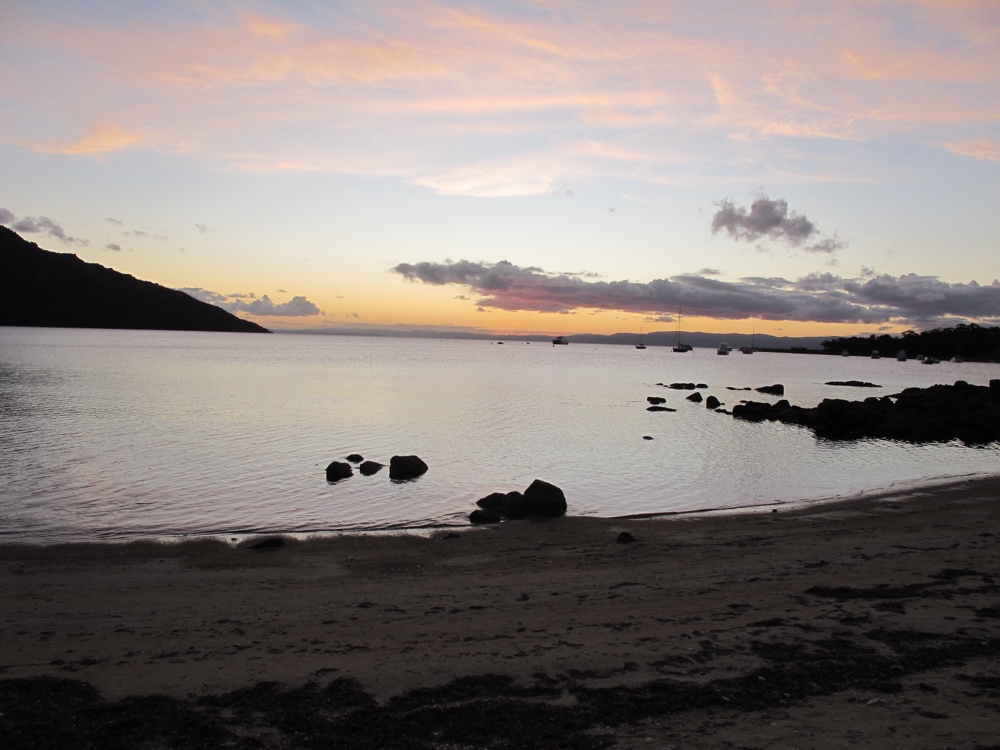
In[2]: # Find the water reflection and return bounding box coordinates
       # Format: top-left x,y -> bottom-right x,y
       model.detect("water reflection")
0,327 -> 997,542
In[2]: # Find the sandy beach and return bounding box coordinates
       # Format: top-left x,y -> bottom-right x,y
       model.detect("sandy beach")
2,476 -> 999,748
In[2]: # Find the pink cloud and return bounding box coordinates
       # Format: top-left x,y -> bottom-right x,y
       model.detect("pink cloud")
2,1 -> 996,194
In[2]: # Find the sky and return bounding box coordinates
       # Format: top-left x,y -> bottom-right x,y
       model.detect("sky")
1,0 -> 998,337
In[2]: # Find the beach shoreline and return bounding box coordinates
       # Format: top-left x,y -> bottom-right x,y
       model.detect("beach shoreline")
2,475 -> 999,747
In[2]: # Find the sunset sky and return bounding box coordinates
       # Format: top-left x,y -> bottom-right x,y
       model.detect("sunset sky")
1,0 -> 998,336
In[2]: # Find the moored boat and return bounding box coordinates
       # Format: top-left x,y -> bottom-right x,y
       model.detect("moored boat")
552,336 -> 568,345
717,342 -> 730,355
672,309 -> 692,352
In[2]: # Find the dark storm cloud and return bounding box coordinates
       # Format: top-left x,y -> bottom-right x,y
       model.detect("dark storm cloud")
2,211 -> 88,245
391,260 -> 1000,327
179,288 -> 323,317
711,195 -> 846,254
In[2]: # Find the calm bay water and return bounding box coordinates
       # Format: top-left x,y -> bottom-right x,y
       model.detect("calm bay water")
1,326 -> 998,542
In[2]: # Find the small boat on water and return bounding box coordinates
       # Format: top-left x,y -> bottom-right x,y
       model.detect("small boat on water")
922,356 -> 940,364
552,336 -> 568,346
897,350 -> 907,362
842,349 -> 850,357
717,342 -> 731,355
951,355 -> 964,363
871,350 -> 881,359
740,345 -> 753,354
672,308 -> 693,352
635,328 -> 646,350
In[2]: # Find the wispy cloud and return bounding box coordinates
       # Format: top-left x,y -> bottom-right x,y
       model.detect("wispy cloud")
1,208 -> 88,245
392,259 -> 1000,327
2,2 -> 996,195
945,137 -> 1000,162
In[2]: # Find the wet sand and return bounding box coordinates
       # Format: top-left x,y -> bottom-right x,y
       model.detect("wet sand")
2,476 -> 999,748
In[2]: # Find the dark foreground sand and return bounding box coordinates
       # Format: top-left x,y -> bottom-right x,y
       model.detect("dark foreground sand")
2,477 -> 999,749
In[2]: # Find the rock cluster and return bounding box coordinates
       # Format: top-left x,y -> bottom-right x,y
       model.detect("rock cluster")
826,381 -> 881,388
732,380 -> 1000,445
325,453 -> 424,483
470,479 -> 567,524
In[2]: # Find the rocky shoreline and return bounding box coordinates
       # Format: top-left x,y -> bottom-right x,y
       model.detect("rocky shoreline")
733,380 -> 1000,445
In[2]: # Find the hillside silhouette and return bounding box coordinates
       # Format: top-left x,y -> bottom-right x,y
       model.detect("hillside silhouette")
0,227 -> 268,333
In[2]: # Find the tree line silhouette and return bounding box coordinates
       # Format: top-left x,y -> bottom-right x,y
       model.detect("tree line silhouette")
822,323 -> 1000,361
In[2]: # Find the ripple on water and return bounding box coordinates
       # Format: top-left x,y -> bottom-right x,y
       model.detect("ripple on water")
1,327 -> 998,542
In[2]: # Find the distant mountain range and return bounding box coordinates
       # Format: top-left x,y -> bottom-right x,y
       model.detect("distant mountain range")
286,325 -> 832,350
0,227 -> 268,333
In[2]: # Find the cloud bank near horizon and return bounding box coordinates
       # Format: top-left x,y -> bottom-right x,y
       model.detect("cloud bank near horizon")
180,288 -> 322,317
392,260 -> 1000,328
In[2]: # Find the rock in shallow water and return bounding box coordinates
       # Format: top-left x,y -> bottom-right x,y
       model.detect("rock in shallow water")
359,460 -> 383,476
522,479 -> 567,518
389,455 -> 428,480
325,461 -> 354,482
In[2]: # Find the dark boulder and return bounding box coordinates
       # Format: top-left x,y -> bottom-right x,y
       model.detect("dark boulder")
825,381 -> 880,388
476,492 -> 508,510
727,386 -> 751,391
359,460 -> 384,476
325,461 -> 354,482
705,395 -> 721,409
755,384 -> 784,396
345,453 -> 364,463
696,383 -> 708,389
642,435 -> 654,440
501,491 -> 527,519
646,396 -> 667,404
616,532 -> 637,543
686,392 -> 703,403
669,382 -> 696,390
389,455 -> 428,480
469,509 -> 502,524
522,479 -> 567,517
646,405 -> 676,412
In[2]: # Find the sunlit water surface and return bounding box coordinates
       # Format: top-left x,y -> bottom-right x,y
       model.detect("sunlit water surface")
1,327 -> 998,542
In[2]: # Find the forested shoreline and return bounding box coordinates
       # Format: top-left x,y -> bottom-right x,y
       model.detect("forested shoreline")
823,324 -> 1000,361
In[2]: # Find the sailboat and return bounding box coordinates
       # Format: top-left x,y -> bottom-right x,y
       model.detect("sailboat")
672,309 -> 693,352
635,328 -> 646,350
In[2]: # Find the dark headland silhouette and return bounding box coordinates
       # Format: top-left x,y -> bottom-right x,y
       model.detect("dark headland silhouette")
0,227 -> 268,333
